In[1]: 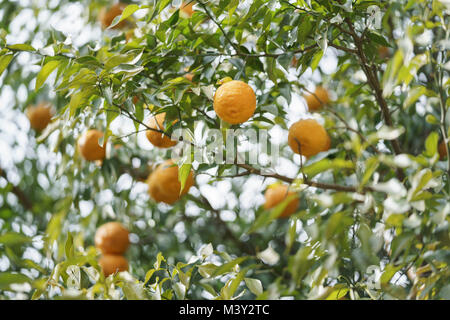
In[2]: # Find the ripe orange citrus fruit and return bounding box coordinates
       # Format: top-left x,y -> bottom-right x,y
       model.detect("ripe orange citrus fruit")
26,102 -> 53,131
95,222 -> 130,255
147,159 -> 195,204
98,254 -> 129,277
439,140 -> 448,160
145,113 -> 178,148
213,80 -> 256,124
77,129 -> 106,161
264,184 -> 299,218
304,87 -> 330,112
185,73 -> 194,82
99,2 -> 127,29
180,1 -> 195,17
288,119 -> 331,158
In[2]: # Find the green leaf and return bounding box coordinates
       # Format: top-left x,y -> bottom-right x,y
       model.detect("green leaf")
303,159 -> 354,179
244,277 -> 263,296
0,54 -> 14,76
212,257 -> 248,277
144,269 -> 156,284
65,232 -> 74,259
424,132 -> 439,158
173,282 -> 186,300
403,86 -> 426,109
0,273 -> 31,290
7,43 -> 35,52
325,287 -> 349,300
390,233 -> 414,260
0,232 -> 32,246
36,59 -> 62,90
382,50 -> 404,97
154,252 -> 165,269
222,269 -> 246,299
310,50 -> 323,71
75,56 -> 103,67
110,4 -> 139,28
425,114 -> 439,125
178,163 -> 192,195
197,263 -> 219,278
380,264 -> 403,285
367,32 -> 390,47
121,281 -> 148,300
69,87 -> 97,117
104,51 -> 143,70
361,157 -> 379,186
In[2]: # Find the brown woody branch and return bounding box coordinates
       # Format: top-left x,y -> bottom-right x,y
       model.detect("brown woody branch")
0,168 -> 33,211
343,18 -> 405,181
235,163 -> 373,193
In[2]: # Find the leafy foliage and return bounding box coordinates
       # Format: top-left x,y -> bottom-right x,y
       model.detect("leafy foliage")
0,0 -> 449,300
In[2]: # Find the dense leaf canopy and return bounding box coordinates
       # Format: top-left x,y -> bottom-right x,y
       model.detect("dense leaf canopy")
0,0 -> 449,300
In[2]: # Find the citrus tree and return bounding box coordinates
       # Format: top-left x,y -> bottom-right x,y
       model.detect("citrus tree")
0,0 -> 449,300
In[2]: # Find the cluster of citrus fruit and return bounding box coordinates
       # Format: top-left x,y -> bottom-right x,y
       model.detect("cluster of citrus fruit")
265,87 -> 332,218
25,2 -> 450,274
210,79 -> 332,218
95,222 -> 130,276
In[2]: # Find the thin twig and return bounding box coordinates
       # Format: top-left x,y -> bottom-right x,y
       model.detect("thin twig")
0,168 -> 33,211
235,163 -> 373,193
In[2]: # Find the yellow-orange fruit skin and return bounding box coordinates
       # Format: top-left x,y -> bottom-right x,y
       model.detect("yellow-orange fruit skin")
147,159 -> 195,205
26,102 -> 53,131
180,1 -> 195,17
145,113 -> 178,148
213,80 -> 256,124
77,129 -> 106,161
98,254 -> 129,277
288,119 -> 331,158
99,3 -> 127,29
264,185 -> 299,218
95,222 -> 130,255
185,73 -> 194,82
439,140 -> 448,160
304,87 -> 330,111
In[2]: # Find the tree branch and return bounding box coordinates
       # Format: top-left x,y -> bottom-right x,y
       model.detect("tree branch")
0,168 -> 33,211
235,163 -> 373,193
343,18 -> 405,181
